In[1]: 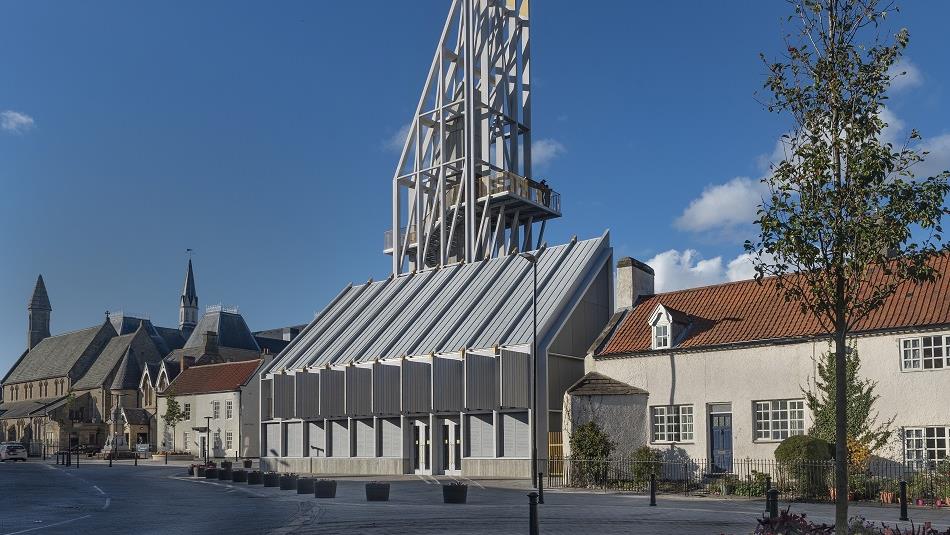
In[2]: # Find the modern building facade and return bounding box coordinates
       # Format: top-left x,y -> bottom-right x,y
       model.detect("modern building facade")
566,255 -> 950,469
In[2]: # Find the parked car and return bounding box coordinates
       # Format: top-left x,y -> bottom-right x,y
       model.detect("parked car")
0,443 -> 28,462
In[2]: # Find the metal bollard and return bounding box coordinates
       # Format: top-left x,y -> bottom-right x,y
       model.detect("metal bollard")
899,480 -> 909,521
528,492 -> 539,535
109,453 -> 113,467
649,473 -> 657,506
766,488 -> 779,519
165,452 -> 168,465
56,452 -> 60,465
75,451 -> 79,468
134,453 -> 138,466
537,472 -> 544,504
66,451 -> 71,467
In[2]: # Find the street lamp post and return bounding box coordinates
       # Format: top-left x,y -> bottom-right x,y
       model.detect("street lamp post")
519,252 -> 539,489
203,416 -> 212,464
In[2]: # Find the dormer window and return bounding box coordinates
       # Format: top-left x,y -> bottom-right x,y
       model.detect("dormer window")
653,323 -> 670,349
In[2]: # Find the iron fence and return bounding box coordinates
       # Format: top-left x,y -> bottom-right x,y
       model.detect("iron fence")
546,457 -> 950,507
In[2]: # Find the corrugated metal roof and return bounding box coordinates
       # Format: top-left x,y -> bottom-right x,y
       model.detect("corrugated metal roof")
265,235 -> 611,375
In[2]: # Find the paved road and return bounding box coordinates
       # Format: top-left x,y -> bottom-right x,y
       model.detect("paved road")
1,460 -> 948,534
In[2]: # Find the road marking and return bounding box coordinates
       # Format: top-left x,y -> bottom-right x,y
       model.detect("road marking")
463,478 -> 485,489
1,515 -> 92,535
102,498 -> 111,510
92,485 -> 105,495
415,474 -> 433,485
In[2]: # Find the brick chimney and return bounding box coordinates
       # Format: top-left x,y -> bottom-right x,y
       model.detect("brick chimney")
180,355 -> 196,372
615,257 -> 655,311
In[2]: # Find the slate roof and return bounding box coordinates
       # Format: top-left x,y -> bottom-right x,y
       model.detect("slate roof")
72,332 -> 138,390
29,275 -> 51,310
182,310 -> 260,353
163,360 -> 262,396
142,362 -> 160,387
598,254 -> 950,356
154,327 -> 186,352
566,372 -> 648,396
0,397 -> 67,419
5,324 -> 112,383
266,235 -> 612,374
122,407 -> 151,426
255,336 -> 290,356
108,314 -> 184,357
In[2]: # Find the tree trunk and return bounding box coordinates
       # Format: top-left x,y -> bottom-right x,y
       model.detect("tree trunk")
834,328 -> 848,534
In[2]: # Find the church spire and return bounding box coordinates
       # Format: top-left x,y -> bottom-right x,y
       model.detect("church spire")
179,258 -> 198,337
28,275 -> 52,350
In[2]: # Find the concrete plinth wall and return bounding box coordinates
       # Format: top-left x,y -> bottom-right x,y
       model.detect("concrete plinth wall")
462,458 -> 532,478
261,456 -> 406,475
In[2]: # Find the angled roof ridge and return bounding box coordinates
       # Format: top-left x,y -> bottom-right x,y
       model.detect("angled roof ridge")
185,358 -> 263,369
29,275 -> 52,310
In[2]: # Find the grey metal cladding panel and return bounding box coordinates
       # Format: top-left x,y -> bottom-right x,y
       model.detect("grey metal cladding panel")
260,378 -> 273,421
432,357 -> 463,412
342,271 -> 435,364
294,372 -> 320,419
472,242 -> 574,348
441,253 -> 531,351
270,285 -> 358,372
321,276 -> 409,366
308,421 -> 325,457
345,366 -> 372,416
285,422 -> 303,457
301,280 -> 391,367
464,354 -> 497,411
380,418 -> 401,457
264,423 -> 280,457
385,262 -> 485,359
273,374 -> 296,419
354,419 -> 374,457
466,413 -> 494,457
501,412 -> 529,458
359,267 -> 457,361
500,350 -> 530,409
319,369 -> 345,418
400,360 -> 432,413
330,420 -> 349,457
372,362 -> 400,415
410,256 -> 513,356
509,238 -> 602,344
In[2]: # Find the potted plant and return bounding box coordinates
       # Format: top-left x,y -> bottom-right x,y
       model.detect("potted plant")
247,470 -> 263,485
221,460 -> 232,470
879,478 -> 897,504
263,471 -> 281,487
365,481 -> 390,501
442,480 -> 468,504
279,473 -> 299,491
196,465 -> 207,477
315,479 -> 337,498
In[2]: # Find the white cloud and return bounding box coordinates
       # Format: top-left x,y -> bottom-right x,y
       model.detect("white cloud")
532,138 -> 566,167
1,110 -> 34,133
647,249 -> 763,293
888,58 -> 923,93
673,177 -> 766,235
879,107 -> 906,146
382,123 -> 411,153
916,133 -> 950,180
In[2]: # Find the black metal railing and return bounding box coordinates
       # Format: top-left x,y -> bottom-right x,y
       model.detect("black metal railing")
546,457 -> 950,507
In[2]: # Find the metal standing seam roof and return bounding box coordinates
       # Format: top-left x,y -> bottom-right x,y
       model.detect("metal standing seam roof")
265,235 -> 611,376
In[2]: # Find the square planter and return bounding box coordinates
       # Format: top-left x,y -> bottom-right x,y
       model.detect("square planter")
247,471 -> 263,485
442,484 -> 468,504
279,474 -> 298,491
205,468 -> 218,479
243,459 -> 253,469
263,472 -> 281,487
197,466 -> 207,477
220,461 -> 233,470
366,483 -> 390,502
232,470 -> 247,483
315,480 -> 337,498
188,465 -> 195,477
297,478 -> 315,494
218,469 -> 232,481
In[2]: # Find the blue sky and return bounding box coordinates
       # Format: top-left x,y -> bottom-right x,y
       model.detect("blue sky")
1,1 -> 948,373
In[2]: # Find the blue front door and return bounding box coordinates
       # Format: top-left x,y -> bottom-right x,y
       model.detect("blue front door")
710,413 -> 733,473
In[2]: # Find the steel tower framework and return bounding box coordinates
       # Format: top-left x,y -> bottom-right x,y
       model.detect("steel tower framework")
387,0 -> 561,275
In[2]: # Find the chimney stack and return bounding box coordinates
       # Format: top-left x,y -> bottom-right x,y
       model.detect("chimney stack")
615,257 -> 655,311
180,355 -> 196,372
204,331 -> 219,356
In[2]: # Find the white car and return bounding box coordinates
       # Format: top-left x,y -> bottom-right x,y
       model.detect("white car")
0,443 -> 27,462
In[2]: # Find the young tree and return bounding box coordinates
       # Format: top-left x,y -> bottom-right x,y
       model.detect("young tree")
161,396 -> 185,452
747,1 -> 949,530
804,346 -> 894,452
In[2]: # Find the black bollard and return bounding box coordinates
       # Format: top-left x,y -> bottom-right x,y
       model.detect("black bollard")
649,473 -> 657,506
66,451 -> 71,467
165,452 -> 168,465
56,452 -> 60,465
537,472 -> 544,504
134,453 -> 138,466
899,480 -> 909,521
528,492 -> 539,535
75,451 -> 79,468
109,452 -> 113,468
766,488 -> 779,519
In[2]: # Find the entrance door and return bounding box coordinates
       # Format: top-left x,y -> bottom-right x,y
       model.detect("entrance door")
709,412 -> 733,473
413,424 -> 428,474
441,424 -> 450,472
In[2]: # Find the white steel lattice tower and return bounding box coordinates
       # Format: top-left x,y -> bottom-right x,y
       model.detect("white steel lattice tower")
386,0 -> 561,275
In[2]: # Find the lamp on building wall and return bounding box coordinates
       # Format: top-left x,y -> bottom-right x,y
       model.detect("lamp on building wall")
519,251 -> 539,489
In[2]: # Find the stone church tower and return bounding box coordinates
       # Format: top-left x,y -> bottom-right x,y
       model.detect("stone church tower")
179,259 -> 199,338
28,275 -> 51,350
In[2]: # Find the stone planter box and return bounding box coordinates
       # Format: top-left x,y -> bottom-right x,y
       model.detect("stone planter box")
263,472 -> 280,487
442,484 -> 468,504
315,480 -> 337,498
247,471 -> 263,485
365,483 -> 390,502
279,474 -> 298,491
218,469 -> 231,481
232,470 -> 247,483
297,478 -> 315,494
196,466 -> 207,477
188,465 -> 195,476
164,454 -> 194,462
205,468 -> 218,479
220,461 -> 233,470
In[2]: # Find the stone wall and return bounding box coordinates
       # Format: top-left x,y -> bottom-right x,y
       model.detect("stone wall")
562,391 -> 648,458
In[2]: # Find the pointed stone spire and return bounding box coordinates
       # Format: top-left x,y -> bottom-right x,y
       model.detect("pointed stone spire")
28,275 -> 51,350
179,258 -> 199,337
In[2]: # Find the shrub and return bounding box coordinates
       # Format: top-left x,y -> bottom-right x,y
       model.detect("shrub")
755,510 -> 950,535
630,446 -> 661,484
775,435 -> 832,499
569,420 -> 614,460
734,470 -> 769,497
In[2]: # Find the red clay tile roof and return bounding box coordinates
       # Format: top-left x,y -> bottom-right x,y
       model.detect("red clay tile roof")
598,254 -> 950,356
163,359 -> 262,396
